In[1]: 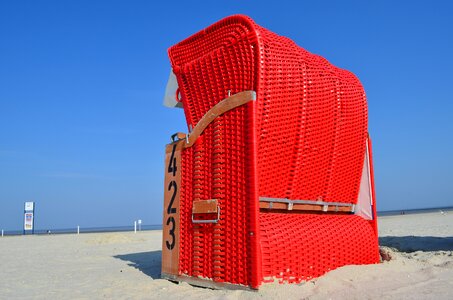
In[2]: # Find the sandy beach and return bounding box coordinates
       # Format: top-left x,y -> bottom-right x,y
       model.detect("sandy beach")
1,212 -> 452,299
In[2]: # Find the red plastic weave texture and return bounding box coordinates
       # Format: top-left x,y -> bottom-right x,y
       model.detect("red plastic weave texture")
170,16 -> 259,287
170,15 -> 367,205
168,15 -> 377,288
260,213 -> 380,283
254,25 -> 368,203
178,111 -> 255,285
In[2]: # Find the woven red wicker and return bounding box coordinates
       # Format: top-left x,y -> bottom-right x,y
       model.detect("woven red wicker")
164,14 -> 379,289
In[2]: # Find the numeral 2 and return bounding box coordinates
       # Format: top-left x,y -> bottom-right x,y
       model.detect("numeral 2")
167,181 -> 177,214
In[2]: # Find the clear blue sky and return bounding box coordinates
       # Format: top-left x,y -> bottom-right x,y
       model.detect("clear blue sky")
1,1 -> 452,231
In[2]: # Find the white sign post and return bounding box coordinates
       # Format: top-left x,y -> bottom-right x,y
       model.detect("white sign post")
138,219 -> 142,231
24,202 -> 35,235
24,212 -> 34,230
25,202 -> 34,211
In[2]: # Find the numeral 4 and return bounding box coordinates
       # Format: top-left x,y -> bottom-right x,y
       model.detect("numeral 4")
168,144 -> 177,176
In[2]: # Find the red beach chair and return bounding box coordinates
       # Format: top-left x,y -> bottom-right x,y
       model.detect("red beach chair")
162,15 -> 380,290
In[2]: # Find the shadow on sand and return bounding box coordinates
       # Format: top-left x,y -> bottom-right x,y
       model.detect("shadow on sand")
115,237 -> 453,277
379,236 -> 453,252
114,250 -> 162,279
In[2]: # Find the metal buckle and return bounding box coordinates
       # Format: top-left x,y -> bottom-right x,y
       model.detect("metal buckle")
171,132 -> 186,142
192,207 -> 220,224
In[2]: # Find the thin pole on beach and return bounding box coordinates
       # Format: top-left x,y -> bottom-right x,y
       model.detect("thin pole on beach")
134,221 -> 137,233
77,226 -> 80,235
1,229 -> 3,237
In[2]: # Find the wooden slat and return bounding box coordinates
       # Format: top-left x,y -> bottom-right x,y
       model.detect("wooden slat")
192,199 -> 218,214
259,201 -> 353,213
185,91 -> 256,148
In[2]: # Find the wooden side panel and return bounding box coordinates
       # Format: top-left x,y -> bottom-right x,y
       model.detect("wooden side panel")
162,141 -> 184,276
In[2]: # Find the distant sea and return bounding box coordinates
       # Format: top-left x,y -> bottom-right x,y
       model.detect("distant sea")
1,206 -> 452,236
377,206 -> 453,216
1,224 -> 162,236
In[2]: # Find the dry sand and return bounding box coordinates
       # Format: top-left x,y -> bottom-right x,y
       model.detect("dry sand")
1,212 -> 452,299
